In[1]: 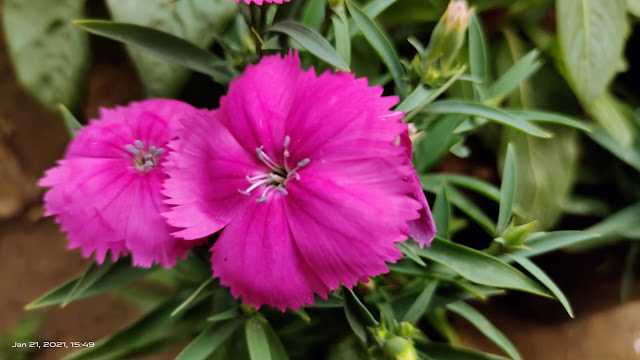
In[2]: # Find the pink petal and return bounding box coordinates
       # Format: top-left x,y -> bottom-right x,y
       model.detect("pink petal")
218,51 -> 300,159
283,166 -> 421,291
163,110 -> 256,240
399,131 -> 436,247
211,196 -> 327,311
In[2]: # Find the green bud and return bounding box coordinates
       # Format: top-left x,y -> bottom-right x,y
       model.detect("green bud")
502,220 -> 537,247
424,0 -> 474,70
384,337 -> 418,360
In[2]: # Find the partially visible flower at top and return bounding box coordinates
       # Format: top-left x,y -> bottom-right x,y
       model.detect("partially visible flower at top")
163,51 -> 435,311
39,99 -> 202,268
233,0 -> 289,4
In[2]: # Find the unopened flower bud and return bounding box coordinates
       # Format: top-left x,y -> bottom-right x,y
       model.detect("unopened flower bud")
502,220 -> 537,247
384,336 -> 418,360
424,0 -> 474,69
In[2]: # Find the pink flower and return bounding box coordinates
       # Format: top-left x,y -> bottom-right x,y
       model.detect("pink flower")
39,99 -> 202,268
163,52 -> 435,311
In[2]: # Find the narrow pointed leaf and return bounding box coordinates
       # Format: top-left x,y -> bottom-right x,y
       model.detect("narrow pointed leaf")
343,287 -> 378,342
422,100 -> 551,138
26,257 -> 153,309
417,237 -> 552,297
63,259 -> 117,307
447,302 -> 522,360
346,0 -> 407,97
331,14 -> 351,66
73,20 -> 234,82
507,109 -> 590,132
503,231 -> 601,260
176,318 -> 243,360
268,20 -> 349,71
507,255 -> 573,318
497,144 -> 516,236
468,14 -> 489,95
433,185 -> 451,239
402,280 -> 438,323
486,50 -> 542,101
398,242 -> 427,267
246,316 -> 272,360
171,278 -> 215,317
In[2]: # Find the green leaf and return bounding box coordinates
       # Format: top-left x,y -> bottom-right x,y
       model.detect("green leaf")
420,176 -> 497,235
568,203 -> 640,251
420,174 -> 500,202
62,259 -> 117,307
433,185 -> 451,239
331,14 -> 351,66
106,0 -> 237,96
447,302 -> 522,360
3,0 -> 89,111
468,13 -> 489,97
486,50 -> 542,102
500,127 -> 578,230
398,241 -> 427,267
74,20 -> 234,83
496,144 -> 516,236
557,0 -> 628,103
57,104 -> 83,138
629,0 -> 640,16
506,109 -> 591,133
64,293 -> 195,360
402,280 -> 438,323
208,308 -> 240,323
503,231 -> 601,259
26,257 -> 153,310
176,318 -> 243,360
347,0 -> 399,38
396,85 -> 432,113
417,342 -> 510,360
445,186 -> 496,236
587,92 -> 635,147
346,0 -> 407,97
300,0 -> 326,30
343,287 -> 378,343
171,278 -> 215,317
422,100 -> 551,138
245,315 -> 288,360
507,255 -> 574,318
417,237 -> 552,297
403,66 -> 467,122
245,316 -> 271,360
268,20 -> 349,71
414,114 -> 464,172
587,126 -> 640,172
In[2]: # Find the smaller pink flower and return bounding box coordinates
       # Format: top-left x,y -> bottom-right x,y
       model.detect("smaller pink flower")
39,99 -> 202,267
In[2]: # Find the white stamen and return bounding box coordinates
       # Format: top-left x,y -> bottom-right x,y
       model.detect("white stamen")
149,145 -> 156,153
239,137 -> 311,202
135,140 -> 144,149
155,148 -> 164,156
126,144 -> 141,155
256,146 -> 281,173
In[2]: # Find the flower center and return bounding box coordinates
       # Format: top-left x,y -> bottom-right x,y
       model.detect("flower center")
239,135 -> 310,203
125,139 -> 164,173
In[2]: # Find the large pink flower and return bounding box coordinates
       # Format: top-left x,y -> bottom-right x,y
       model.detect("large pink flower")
163,52 -> 435,311
39,99 -> 202,268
